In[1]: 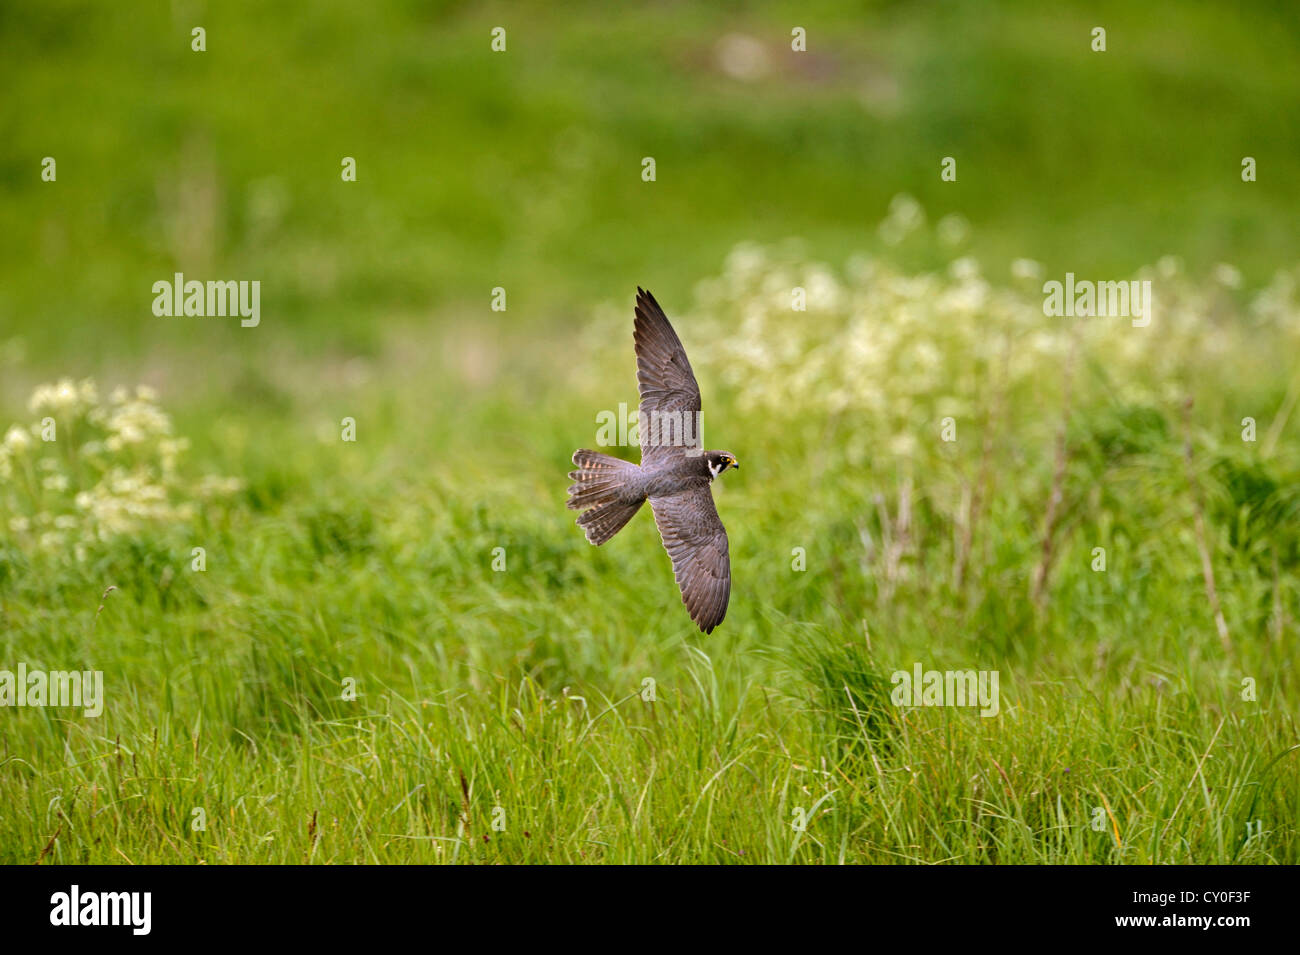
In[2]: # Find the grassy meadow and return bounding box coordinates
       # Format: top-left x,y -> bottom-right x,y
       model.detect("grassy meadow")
1,1 -> 1298,864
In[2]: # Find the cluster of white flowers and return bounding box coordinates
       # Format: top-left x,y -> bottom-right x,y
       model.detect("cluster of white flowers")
1250,264 -> 1300,338
1,379 -> 242,559
690,246 -> 1016,458
682,197 -> 1294,462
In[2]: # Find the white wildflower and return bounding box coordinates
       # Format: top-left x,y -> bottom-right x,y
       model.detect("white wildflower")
949,257 -> 980,281
4,425 -> 32,452
888,194 -> 924,230
55,379 -> 78,408
1212,263 -> 1242,288
1011,258 -> 1044,281
937,214 -> 970,247
27,384 -> 57,415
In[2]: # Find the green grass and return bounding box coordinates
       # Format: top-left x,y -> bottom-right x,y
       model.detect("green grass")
2,281 -> 1298,862
1,1 -> 1298,863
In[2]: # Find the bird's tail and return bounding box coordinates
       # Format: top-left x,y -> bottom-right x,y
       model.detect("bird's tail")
567,449 -> 644,545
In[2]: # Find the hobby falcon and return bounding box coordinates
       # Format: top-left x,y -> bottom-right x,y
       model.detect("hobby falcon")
567,288 -> 737,633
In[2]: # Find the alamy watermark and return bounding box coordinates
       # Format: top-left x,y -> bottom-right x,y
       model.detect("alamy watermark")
152,272 -> 260,327
1042,273 -> 1152,327
596,402 -> 704,454
0,663 -> 103,717
890,662 -> 1000,717
50,885 -> 150,935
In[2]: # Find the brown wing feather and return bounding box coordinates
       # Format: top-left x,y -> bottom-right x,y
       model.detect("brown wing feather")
634,288 -> 702,466
648,486 -> 731,633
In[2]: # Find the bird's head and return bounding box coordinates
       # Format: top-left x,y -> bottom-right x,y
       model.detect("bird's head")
705,450 -> 740,480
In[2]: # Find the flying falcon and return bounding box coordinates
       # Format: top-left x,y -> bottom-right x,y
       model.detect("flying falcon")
567,288 -> 738,633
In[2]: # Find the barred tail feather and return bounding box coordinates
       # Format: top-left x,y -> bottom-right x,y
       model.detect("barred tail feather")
567,449 -> 644,545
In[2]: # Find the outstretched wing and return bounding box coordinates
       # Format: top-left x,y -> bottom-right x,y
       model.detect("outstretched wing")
634,288 -> 702,467
648,486 -> 730,633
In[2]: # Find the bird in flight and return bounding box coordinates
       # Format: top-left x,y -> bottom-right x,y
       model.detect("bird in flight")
567,288 -> 738,633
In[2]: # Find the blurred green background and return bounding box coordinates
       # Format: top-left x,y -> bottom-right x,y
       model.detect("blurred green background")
3,0 -> 1299,368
